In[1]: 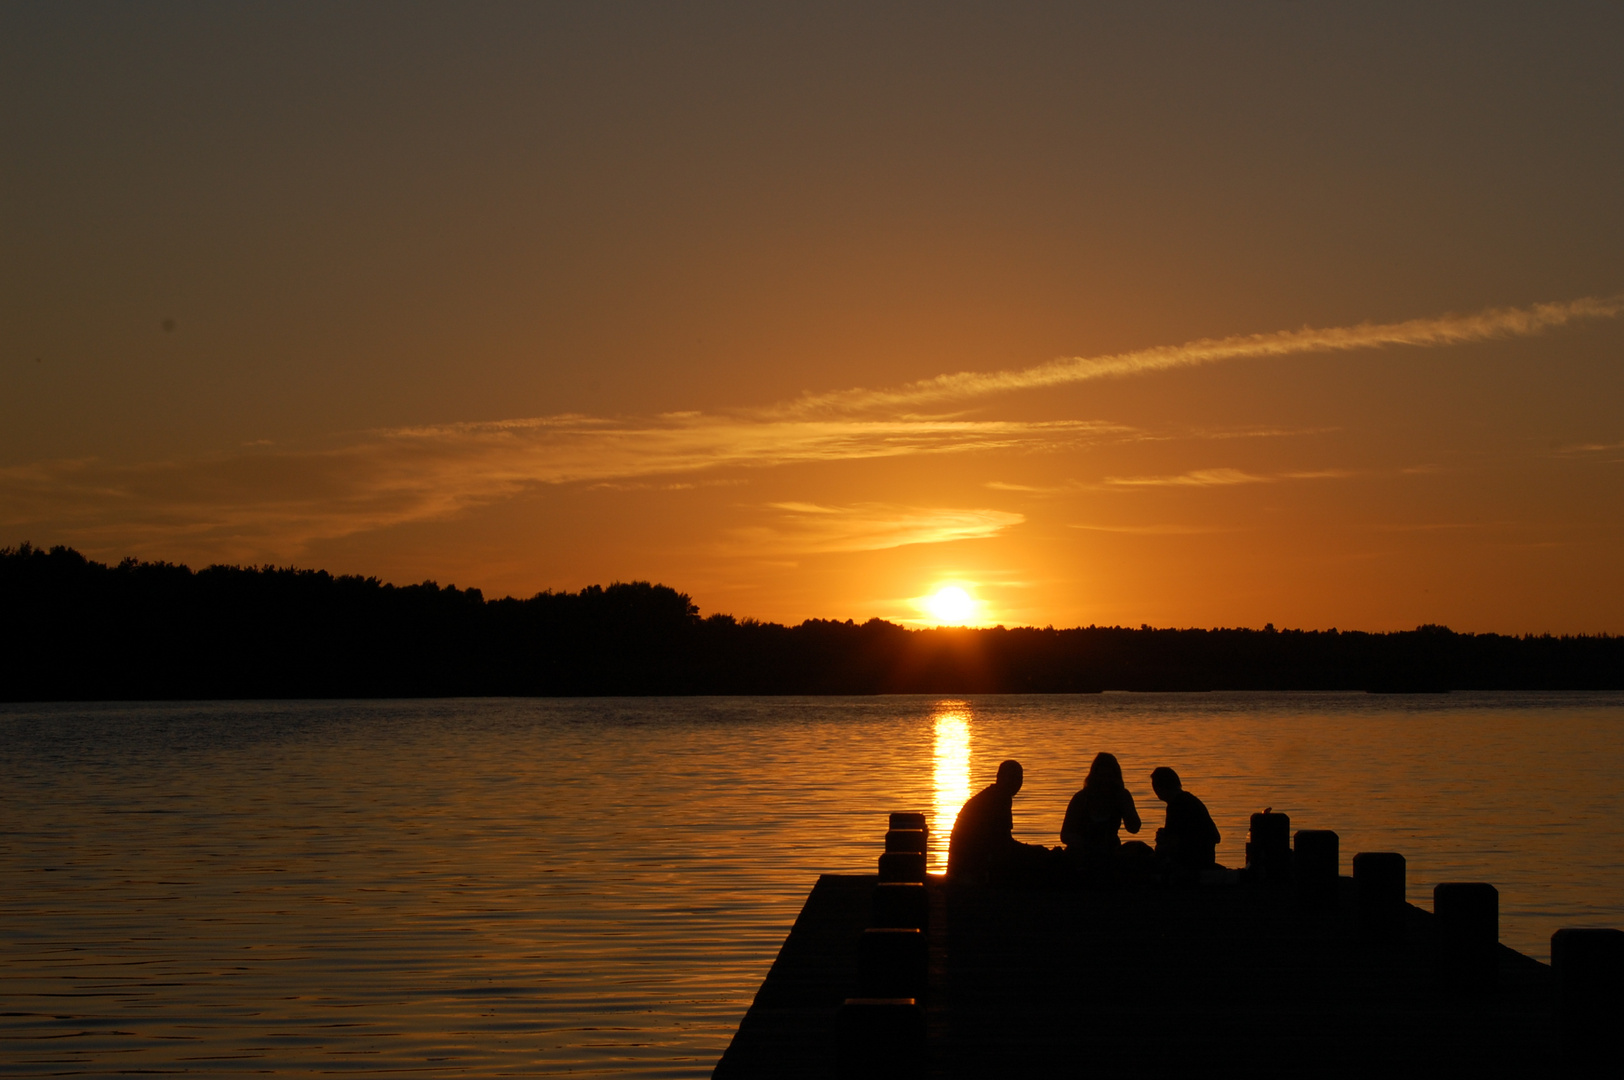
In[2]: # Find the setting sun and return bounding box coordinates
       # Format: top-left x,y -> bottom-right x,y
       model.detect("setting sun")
921,585 -> 978,625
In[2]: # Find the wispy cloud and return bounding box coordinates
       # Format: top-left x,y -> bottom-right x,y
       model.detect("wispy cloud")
1553,439 -> 1624,458
777,295 -> 1624,415
5,293 -> 1615,561
377,415 -> 1120,485
1105,468 -> 1269,488
1182,425 -> 1342,441
1365,521 -> 1506,533
723,502 -> 1025,554
1103,467 -> 1354,488
1070,522 -> 1247,535
984,479 -> 1085,494
0,416 -> 1097,559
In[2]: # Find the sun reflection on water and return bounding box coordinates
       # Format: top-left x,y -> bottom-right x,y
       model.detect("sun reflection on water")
930,701 -> 972,874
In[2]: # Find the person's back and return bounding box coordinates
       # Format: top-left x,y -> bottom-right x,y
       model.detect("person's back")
948,759 -> 1054,885
1165,791 -> 1219,866
1151,767 -> 1220,877
947,777 -> 1016,881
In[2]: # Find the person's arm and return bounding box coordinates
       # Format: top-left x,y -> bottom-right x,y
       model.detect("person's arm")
1121,788 -> 1141,834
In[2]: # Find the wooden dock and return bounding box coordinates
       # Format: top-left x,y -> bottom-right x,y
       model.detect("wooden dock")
713,872 -> 1563,1078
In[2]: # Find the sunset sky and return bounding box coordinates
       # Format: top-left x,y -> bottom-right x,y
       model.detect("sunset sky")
5,3 -> 1623,631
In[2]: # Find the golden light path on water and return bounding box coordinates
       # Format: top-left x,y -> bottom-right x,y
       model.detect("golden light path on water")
930,701 -> 972,873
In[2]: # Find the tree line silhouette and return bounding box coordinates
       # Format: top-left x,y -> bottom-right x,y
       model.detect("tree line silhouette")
3,543 -> 1620,700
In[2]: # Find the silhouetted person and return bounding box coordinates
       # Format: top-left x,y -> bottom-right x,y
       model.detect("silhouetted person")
1150,766 -> 1221,882
948,759 -> 1051,885
1061,752 -> 1143,860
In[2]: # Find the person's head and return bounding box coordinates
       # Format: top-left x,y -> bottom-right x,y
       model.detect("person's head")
995,759 -> 1024,793
1083,752 -> 1123,792
1150,766 -> 1182,803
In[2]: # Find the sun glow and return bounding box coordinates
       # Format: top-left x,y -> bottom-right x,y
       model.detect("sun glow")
920,584 -> 978,626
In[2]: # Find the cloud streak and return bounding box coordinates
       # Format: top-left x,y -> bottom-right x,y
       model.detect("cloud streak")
723,502 -> 1025,554
4,293 -> 1615,561
1103,467 -> 1353,488
778,295 -> 1624,415
0,416 -> 1107,559
1070,523 -> 1248,535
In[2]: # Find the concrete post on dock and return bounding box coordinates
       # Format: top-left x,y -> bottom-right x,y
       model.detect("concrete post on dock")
1433,882 -> 1498,990
1353,852 -> 1406,942
859,927 -> 928,1000
837,999 -> 924,1080
1293,829 -> 1338,910
1245,809 -> 1292,882
838,810 -> 932,1080
879,850 -> 927,882
872,881 -> 928,930
1551,927 -> 1624,1073
878,814 -> 928,883
886,829 -> 927,853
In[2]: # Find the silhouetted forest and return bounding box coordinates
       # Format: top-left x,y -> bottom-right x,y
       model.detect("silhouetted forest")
3,544 -> 1621,700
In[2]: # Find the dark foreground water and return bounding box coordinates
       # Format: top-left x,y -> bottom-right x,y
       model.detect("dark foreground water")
3,693 -> 1622,1077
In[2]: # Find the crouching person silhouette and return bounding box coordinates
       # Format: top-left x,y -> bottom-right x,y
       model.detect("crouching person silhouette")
1150,766 -> 1221,884
947,759 -> 1052,886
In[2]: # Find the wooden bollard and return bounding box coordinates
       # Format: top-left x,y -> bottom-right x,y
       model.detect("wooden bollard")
859,927 -> 928,999
1293,830 -> 1339,910
1551,927 -> 1624,1071
872,881 -> 929,931
885,829 -> 927,854
1353,852 -> 1406,941
1433,882 -> 1498,989
838,998 -> 924,1079
879,851 -> 927,883
889,811 -> 928,831
1246,809 -> 1292,882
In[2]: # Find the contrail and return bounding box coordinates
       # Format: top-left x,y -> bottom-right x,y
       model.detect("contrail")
778,294 -> 1624,415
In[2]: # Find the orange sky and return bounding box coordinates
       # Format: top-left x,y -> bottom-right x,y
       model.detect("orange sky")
4,5 -> 1623,632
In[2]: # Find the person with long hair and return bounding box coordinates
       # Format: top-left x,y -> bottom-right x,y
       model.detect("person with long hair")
1060,752 -> 1143,861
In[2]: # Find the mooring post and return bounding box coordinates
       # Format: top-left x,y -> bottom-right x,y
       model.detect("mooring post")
859,926 -> 928,999
836,814 -> 931,1078
1246,809 -> 1292,883
838,998 -> 925,1079
1551,926 -> 1624,1073
1353,852 -> 1406,942
879,850 -> 927,882
1293,829 -> 1339,910
1433,882 -> 1498,989
885,828 -> 927,853
872,881 -> 929,930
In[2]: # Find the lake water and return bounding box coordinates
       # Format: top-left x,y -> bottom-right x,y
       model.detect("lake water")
3,693 -> 1622,1077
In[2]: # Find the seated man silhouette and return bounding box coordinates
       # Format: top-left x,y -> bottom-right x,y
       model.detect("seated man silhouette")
1150,766 -> 1221,882
947,759 -> 1051,885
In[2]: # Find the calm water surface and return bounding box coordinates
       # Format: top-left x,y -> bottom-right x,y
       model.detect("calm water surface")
3,693 -> 1622,1076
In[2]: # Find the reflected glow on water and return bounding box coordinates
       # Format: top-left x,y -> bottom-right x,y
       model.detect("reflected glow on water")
930,701 -> 972,873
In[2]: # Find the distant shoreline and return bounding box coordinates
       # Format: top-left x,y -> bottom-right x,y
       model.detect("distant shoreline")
5,544 -> 1621,701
